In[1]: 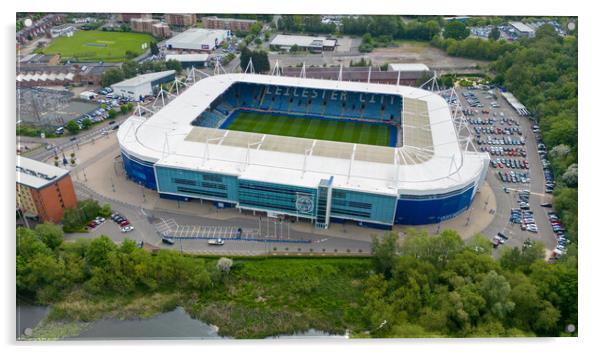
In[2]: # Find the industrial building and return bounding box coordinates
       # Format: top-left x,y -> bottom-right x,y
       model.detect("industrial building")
509,21 -> 536,38
165,54 -> 209,68
387,63 -> 430,74
270,35 -> 337,53
118,73 -> 489,228
201,16 -> 257,32
50,24 -> 75,38
166,28 -> 230,52
111,70 -> 176,100
16,156 -> 77,223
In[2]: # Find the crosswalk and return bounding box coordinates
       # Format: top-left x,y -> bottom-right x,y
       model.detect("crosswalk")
153,218 -> 309,243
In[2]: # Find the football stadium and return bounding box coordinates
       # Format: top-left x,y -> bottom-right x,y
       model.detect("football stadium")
118,73 -> 489,229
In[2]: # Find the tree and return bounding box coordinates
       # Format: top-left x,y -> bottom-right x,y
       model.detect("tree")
216,257 -> 233,274
85,235 -> 117,268
165,59 -> 183,74
100,68 -> 124,87
121,60 -> 139,78
107,109 -> 118,119
371,233 -> 399,278
81,118 -> 92,130
65,120 -> 80,135
562,163 -> 578,187
99,203 -> 112,218
443,21 -> 470,40
479,271 -> 515,319
34,223 -> 64,250
489,27 -> 501,41
150,41 -> 159,55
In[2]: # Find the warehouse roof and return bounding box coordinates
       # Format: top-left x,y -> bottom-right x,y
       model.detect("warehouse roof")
165,54 -> 209,62
509,21 -> 535,33
388,63 -> 430,72
118,73 -> 488,196
271,34 -> 336,48
112,70 -> 175,88
166,28 -> 229,49
16,156 -> 70,189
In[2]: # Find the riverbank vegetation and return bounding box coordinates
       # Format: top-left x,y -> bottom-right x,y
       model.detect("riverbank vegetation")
18,224 -> 577,339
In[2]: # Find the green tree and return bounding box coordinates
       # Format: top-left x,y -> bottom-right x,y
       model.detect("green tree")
479,271 -> 515,319
34,223 -> 64,250
489,27 -> 501,40
85,235 -> 117,268
150,41 -> 159,55
165,59 -> 183,74
371,232 -> 399,278
65,120 -> 80,135
100,68 -> 125,87
81,118 -> 92,129
443,21 -> 470,40
121,60 -> 140,78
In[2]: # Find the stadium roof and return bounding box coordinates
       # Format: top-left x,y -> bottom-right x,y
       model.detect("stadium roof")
16,156 -> 70,189
387,63 -> 430,72
112,70 -> 175,88
118,74 -> 488,196
271,34 -> 336,48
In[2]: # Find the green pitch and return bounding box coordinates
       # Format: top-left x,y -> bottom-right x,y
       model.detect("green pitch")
225,111 -> 393,146
41,30 -> 154,62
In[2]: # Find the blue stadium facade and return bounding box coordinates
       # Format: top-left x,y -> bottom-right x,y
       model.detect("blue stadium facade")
120,77 -> 486,228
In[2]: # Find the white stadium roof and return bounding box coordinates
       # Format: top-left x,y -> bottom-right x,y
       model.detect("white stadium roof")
118,74 -> 488,196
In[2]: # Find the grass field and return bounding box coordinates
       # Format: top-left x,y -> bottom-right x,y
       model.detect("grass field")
41,30 -> 154,62
225,111 -> 393,146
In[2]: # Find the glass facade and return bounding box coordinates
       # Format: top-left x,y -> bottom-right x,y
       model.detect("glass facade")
155,166 -> 238,202
238,179 -> 317,218
123,151 -> 478,228
330,188 -> 397,225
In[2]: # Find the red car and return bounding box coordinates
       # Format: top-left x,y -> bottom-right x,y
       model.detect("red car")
119,220 -> 130,226
87,221 -> 97,228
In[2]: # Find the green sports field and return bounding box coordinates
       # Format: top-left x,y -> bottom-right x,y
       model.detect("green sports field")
225,111 -> 393,146
41,30 -> 154,62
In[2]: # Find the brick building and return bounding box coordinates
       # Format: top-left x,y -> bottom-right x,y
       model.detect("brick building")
165,13 -> 197,27
131,18 -> 159,33
201,16 -> 257,32
152,23 -> 172,38
16,156 -> 77,223
117,13 -> 152,23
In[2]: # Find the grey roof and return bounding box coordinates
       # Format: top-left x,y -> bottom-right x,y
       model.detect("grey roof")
112,70 -> 176,88
16,156 -> 70,189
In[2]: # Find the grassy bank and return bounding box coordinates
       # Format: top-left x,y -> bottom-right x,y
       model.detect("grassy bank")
188,257 -> 370,338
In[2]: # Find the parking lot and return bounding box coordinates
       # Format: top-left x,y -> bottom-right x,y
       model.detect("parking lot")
457,85 -> 566,258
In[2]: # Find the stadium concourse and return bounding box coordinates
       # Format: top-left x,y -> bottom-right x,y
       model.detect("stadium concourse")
118,73 -> 489,230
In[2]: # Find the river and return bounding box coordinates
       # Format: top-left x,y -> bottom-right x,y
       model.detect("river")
17,305 -> 345,340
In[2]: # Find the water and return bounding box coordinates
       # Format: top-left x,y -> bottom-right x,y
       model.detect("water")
17,304 -> 343,340
69,307 -> 225,340
16,303 -> 49,339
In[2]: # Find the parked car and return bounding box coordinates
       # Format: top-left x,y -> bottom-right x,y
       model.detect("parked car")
162,237 -> 175,245
208,238 -> 225,246
121,225 -> 135,233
